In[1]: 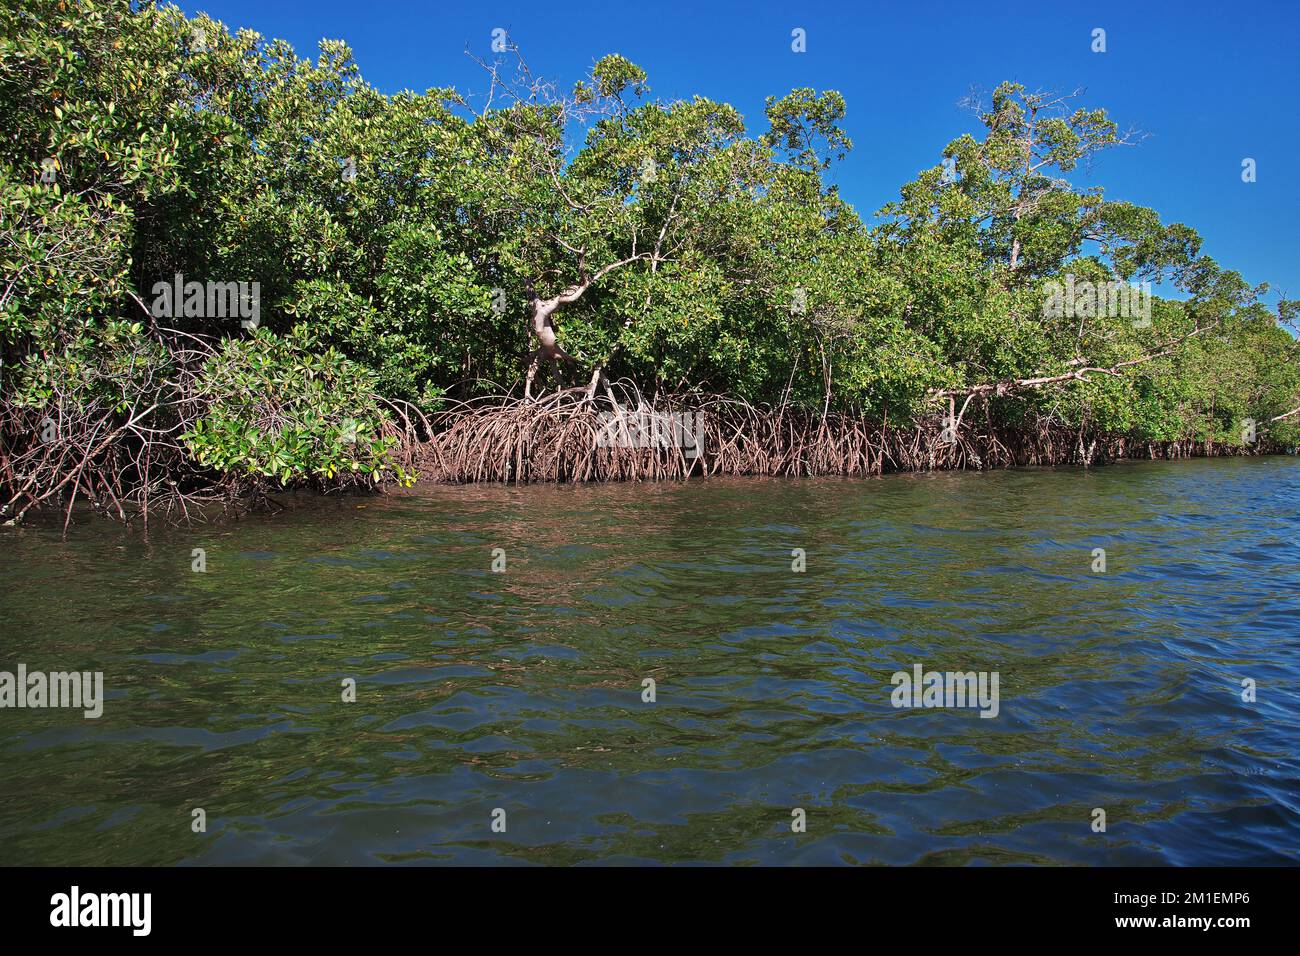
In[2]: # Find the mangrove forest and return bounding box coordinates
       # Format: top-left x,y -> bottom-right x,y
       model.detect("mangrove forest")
3,0 -> 1299,527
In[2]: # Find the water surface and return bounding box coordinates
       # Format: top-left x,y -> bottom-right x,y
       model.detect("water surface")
1,457 -> 1298,865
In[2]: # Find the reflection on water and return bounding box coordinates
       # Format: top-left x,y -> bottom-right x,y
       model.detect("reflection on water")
1,457 -> 1298,865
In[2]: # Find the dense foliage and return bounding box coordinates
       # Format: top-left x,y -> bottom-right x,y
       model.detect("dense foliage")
2,0 -> 1297,520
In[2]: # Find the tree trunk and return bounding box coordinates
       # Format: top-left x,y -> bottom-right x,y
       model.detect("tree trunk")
524,294 -> 576,400
521,254 -> 646,399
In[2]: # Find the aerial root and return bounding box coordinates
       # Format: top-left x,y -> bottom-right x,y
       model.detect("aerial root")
415,385 -> 1267,484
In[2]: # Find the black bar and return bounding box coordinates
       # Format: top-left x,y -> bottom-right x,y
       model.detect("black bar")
2,866 -> 1287,942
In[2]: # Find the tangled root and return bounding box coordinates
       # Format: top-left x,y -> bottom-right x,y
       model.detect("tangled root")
416,383 -> 1272,484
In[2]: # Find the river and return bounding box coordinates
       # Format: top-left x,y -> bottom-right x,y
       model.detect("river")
1,456 -> 1297,865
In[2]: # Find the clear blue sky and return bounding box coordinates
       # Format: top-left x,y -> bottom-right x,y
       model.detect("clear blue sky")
182,0 -> 1299,307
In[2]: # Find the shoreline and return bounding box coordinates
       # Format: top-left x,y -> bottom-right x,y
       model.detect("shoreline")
4,396 -> 1291,528
414,396 -> 1288,484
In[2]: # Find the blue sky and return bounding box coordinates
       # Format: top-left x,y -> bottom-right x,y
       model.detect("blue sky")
182,0 -> 1299,308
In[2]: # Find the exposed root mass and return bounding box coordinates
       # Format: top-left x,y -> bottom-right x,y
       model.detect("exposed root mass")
416,385 -> 1279,484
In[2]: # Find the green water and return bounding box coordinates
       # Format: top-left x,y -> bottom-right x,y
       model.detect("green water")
1,457 -> 1298,865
